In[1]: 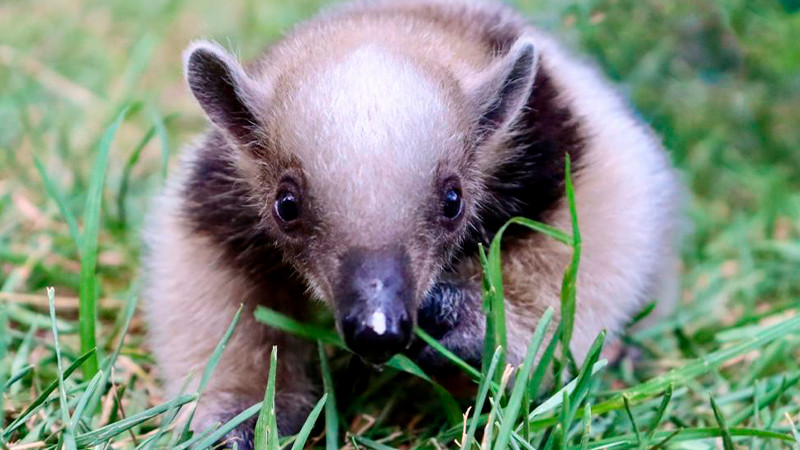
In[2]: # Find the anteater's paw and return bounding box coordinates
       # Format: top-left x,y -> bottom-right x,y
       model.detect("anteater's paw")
204,394 -> 312,449
211,403 -> 310,449
417,283 -> 466,339
413,283 -> 485,373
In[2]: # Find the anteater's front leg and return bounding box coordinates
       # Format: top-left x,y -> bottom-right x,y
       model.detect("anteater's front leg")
144,220 -> 316,448
415,280 -> 486,371
412,244 -> 566,373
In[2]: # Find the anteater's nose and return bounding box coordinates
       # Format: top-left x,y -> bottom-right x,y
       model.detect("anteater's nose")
336,247 -> 414,364
341,310 -> 411,363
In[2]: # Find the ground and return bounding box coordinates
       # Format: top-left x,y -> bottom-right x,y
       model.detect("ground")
1,0 -> 799,448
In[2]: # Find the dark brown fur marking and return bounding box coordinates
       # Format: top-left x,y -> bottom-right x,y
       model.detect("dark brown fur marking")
459,64 -> 586,259
181,132 -> 287,278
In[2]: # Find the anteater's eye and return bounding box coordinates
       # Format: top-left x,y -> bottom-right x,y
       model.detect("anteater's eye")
442,188 -> 463,220
274,191 -> 300,223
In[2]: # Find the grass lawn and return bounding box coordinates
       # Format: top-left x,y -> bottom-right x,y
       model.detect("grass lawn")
1,0 -> 799,448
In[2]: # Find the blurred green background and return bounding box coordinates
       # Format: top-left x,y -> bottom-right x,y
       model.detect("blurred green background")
1,0 -> 799,446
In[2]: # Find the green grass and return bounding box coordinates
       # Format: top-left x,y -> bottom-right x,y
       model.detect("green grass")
1,0 -> 800,448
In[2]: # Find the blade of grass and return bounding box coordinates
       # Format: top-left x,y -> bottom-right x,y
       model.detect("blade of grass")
538,390 -> 568,450
522,383 -> 531,442
481,364 -> 514,450
101,293 -> 138,371
10,323 -> 36,386
622,395 -> 641,449
585,427 -> 795,449
0,300 -> 6,432
47,287 -> 77,450
529,348 -> 794,436
463,346 -> 503,449
386,354 -> 462,425
79,105 -> 132,378
650,429 -> 681,450
751,380 -> 763,450
141,372 -> 197,450
68,369 -> 104,433
559,153 -> 581,377
710,394 -> 735,450
76,394 -> 197,447
170,422 -> 219,450
579,403 -> 591,450
563,331 -> 605,426
81,294 -> 139,425
740,340 -> 789,387
730,374 -> 799,426
589,313 -> 800,416
486,230 -> 508,379
2,365 -> 33,391
479,243 -> 499,376
4,303 -> 77,334
186,400 -> 263,450
481,214 -> 571,385
254,306 -> 342,347
558,390 -> 571,450
495,308 -> 555,450
34,156 -> 81,249
526,359 -> 607,422
499,217 -> 572,245
117,123 -> 157,225
627,302 -> 656,328
352,435 -> 396,450
117,112 -> 178,224
178,304 -> 243,441
528,322 -> 563,399
150,107 -> 172,180
785,412 -> 800,449
1,349 -> 95,438
318,341 -> 339,450
512,431 -> 537,450
290,394 -> 328,450
254,346 -> 279,450
540,331 -> 604,450
113,34 -> 157,100
415,327 -> 482,381
256,306 -> 460,424
642,384 -> 673,446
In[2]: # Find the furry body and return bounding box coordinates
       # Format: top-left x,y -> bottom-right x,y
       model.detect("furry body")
143,0 -> 681,445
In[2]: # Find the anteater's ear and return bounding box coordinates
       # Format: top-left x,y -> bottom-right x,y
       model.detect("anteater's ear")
471,36 -> 538,143
183,40 -> 266,146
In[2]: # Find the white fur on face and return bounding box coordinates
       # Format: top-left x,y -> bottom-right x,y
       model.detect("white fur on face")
369,310 -> 387,335
276,45 -> 459,245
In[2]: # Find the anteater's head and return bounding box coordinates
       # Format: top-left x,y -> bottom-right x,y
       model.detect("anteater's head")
183,37 -> 537,363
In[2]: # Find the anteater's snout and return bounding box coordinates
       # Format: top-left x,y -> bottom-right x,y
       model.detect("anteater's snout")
337,247 -> 414,364
341,309 -> 411,364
